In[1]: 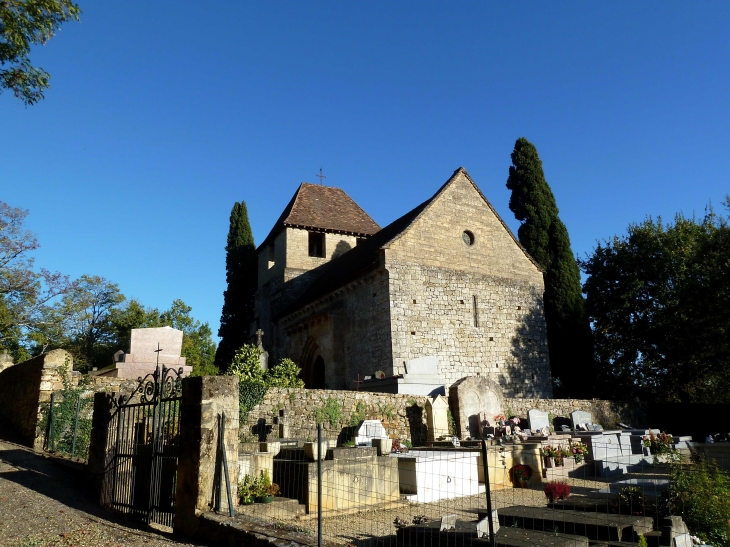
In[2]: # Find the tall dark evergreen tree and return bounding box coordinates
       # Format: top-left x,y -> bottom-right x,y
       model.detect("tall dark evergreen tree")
506,137 -> 592,396
215,201 -> 257,372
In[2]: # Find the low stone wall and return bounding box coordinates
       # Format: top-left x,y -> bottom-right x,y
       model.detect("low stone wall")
244,388 -> 430,444
0,349 -> 70,448
243,388 -> 641,444
503,398 -> 643,429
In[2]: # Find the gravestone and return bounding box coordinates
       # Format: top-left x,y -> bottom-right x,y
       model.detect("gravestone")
440,514 -> 456,531
673,534 -> 692,547
449,377 -> 504,439
355,420 -> 388,445
92,326 -> 192,378
476,510 -> 499,538
528,409 -> 550,432
426,395 -> 450,441
570,410 -> 593,431
0,350 -> 14,373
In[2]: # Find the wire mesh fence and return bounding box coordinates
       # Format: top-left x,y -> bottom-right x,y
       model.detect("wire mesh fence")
39,388 -> 94,461
233,406 -> 730,547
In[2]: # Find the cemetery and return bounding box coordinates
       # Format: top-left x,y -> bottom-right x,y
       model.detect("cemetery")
0,338 -> 726,547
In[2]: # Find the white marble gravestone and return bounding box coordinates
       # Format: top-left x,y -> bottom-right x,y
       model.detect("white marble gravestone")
477,510 -> 499,538
528,409 -> 550,431
426,395 -> 450,441
355,420 -> 388,445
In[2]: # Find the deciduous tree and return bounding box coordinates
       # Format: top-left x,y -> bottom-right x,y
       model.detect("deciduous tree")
0,0 -> 81,105
581,204 -> 730,403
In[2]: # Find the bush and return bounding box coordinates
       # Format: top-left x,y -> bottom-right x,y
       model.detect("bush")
239,380 -> 268,423
544,480 -> 571,502
664,458 -> 730,546
267,358 -> 304,388
315,397 -> 344,427
227,344 -> 265,382
618,486 -> 645,514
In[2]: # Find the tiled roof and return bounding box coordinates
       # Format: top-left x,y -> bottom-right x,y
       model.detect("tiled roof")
276,167 -> 543,319
258,183 -> 380,251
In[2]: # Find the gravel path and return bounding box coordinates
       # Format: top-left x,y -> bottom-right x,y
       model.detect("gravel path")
0,438 -> 204,547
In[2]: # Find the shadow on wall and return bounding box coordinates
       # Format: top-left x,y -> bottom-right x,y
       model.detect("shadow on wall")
505,293 -> 551,398
406,403 -> 427,445
332,240 -> 352,259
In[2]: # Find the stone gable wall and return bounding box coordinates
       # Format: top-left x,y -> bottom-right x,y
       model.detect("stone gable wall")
383,172 -> 551,396
386,260 -> 551,397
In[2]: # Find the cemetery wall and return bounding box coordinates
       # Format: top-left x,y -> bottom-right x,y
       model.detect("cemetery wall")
0,349 -> 71,448
243,387 -> 430,443
242,387 -> 638,442
503,398 -> 642,428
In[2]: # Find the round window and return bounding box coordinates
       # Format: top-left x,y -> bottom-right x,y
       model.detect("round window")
462,230 -> 475,246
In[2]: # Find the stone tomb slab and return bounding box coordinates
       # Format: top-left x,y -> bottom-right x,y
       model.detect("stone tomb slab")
528,409 -> 550,431
128,327 -> 185,365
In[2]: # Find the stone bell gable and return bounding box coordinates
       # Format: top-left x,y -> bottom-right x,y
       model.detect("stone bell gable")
255,168 -> 552,399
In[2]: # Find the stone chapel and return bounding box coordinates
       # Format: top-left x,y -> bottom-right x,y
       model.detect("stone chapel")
253,167 -> 552,398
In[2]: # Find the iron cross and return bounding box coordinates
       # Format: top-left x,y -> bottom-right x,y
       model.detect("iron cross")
316,168 -> 326,185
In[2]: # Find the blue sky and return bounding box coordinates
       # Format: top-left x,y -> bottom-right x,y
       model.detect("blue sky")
2,2 -> 729,339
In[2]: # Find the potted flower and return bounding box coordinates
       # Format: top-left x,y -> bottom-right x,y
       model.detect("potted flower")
509,464 -> 533,487
237,474 -> 257,505
542,445 -> 560,468
256,470 -> 279,503
571,441 -> 588,464
543,480 -> 571,502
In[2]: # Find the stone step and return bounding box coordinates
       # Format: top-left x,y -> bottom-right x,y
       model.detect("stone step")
235,496 -> 305,518
397,521 -> 589,547
590,530 -> 661,547
479,506 -> 653,542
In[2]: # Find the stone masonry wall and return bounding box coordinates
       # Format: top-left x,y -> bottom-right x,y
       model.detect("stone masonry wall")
383,170 -> 551,397
243,387 -> 430,444
243,388 -> 640,444
0,349 -> 71,448
280,269 -> 393,389
387,261 -> 550,397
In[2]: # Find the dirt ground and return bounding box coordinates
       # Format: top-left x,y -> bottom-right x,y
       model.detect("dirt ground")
0,436 -> 202,547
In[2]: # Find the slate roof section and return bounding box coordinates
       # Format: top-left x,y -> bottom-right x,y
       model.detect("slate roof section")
258,183 -> 381,251
276,167 -> 543,320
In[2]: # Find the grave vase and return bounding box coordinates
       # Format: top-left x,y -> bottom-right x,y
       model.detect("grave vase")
544,457 -> 554,468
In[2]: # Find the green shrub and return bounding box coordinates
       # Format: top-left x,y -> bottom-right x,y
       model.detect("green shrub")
239,380 -> 268,423
315,397 -> 343,427
267,358 -> 304,388
227,344 -> 265,383
37,360 -> 93,459
350,400 -> 367,426
447,409 -> 456,436
664,458 -> 730,546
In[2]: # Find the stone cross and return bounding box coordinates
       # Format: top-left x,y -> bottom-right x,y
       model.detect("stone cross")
255,329 -> 264,349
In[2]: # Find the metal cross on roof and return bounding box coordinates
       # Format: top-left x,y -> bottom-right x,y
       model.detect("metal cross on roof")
316,167 -> 326,185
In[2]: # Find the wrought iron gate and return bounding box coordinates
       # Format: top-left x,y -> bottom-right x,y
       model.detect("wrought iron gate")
100,365 -> 183,528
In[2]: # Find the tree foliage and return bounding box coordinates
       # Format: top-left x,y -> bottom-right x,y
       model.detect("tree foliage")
581,204 -> 730,403
215,201 -> 257,372
506,137 -> 592,395
0,0 -> 81,105
0,201 -> 73,361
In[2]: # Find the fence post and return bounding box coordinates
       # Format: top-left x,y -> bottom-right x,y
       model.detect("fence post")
317,422 -> 323,547
71,394 -> 82,458
48,392 -> 55,452
221,412 -> 234,517
481,439 -> 496,547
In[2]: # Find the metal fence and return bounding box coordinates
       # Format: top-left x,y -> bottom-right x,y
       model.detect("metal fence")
233,409 -> 730,547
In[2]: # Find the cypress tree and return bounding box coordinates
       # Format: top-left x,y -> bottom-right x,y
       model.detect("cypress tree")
506,137 -> 592,396
214,201 -> 257,372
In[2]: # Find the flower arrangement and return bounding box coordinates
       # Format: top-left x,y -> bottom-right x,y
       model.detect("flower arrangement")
544,480 -> 571,502
237,473 -> 257,504
571,441 -> 588,463
393,516 -> 408,528
412,515 -> 429,525
542,445 -> 561,459
509,464 -> 533,485
642,431 -> 674,455
238,470 -> 280,504
494,414 -> 506,423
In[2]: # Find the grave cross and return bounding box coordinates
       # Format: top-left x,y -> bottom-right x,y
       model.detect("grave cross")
316,168 -> 326,185
255,328 -> 264,348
